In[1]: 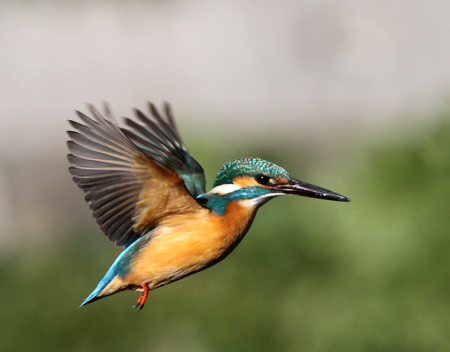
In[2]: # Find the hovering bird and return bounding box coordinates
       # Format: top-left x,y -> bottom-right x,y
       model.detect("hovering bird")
67,102 -> 350,310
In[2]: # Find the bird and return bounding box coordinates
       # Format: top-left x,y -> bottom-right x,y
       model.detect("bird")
67,101 -> 350,311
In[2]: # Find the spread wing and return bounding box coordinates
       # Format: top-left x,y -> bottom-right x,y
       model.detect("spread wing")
121,102 -> 206,197
67,103 -> 205,248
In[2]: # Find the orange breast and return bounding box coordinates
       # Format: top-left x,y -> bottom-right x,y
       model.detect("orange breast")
125,201 -> 256,288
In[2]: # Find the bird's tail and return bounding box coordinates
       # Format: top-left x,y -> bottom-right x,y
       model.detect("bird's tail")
79,245 -> 137,307
79,269 -> 119,307
79,231 -> 152,308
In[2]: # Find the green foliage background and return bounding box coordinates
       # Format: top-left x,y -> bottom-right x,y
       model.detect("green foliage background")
1,114 -> 449,351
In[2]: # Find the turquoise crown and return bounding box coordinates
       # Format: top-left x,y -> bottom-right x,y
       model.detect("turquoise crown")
213,158 -> 291,187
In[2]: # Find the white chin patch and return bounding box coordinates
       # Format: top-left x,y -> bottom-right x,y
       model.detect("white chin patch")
240,193 -> 284,208
208,184 -> 240,196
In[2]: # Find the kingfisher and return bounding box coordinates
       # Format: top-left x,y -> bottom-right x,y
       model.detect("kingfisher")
67,102 -> 350,310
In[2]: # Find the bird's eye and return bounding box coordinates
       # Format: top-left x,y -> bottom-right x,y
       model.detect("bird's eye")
256,174 -> 271,185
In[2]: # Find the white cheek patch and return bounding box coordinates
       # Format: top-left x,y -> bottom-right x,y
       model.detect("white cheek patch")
208,183 -> 240,196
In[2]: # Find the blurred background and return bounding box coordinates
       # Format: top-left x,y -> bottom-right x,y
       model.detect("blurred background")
1,1 -> 450,351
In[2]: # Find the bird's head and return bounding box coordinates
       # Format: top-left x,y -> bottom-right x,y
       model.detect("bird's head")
197,158 -> 350,214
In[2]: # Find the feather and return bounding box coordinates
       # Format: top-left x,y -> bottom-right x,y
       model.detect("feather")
67,102 -> 206,248
122,103 -> 206,197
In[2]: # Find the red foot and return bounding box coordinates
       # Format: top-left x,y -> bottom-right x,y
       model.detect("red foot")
133,284 -> 149,311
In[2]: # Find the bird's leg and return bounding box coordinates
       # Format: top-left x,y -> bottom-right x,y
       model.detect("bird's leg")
133,284 -> 149,311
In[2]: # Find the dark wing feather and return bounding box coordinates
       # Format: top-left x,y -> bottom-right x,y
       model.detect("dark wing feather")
67,102 -> 206,248
67,105 -> 148,248
121,102 -> 206,197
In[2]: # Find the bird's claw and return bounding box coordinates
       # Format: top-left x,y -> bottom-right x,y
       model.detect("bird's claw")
133,301 -> 144,311
132,284 -> 149,311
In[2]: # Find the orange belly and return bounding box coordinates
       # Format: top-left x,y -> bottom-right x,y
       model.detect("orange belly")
124,201 -> 256,289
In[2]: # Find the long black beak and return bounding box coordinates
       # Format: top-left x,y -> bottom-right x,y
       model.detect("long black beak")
276,178 -> 350,202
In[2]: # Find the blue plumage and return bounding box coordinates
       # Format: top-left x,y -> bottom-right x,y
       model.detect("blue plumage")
80,232 -> 153,307
213,158 -> 291,187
